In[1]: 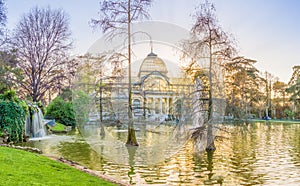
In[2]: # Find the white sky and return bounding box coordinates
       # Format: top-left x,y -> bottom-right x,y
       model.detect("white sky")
6,0 -> 300,83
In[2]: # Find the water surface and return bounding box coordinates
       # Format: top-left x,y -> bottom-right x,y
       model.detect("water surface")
27,122 -> 300,185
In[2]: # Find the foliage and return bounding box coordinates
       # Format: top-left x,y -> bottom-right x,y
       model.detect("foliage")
0,90 -> 27,142
224,57 -> 264,119
72,90 -> 90,126
46,97 -> 76,127
12,6 -> 76,102
284,108 -> 295,119
0,147 -> 116,186
287,78 -> 300,101
0,51 -> 21,93
59,88 -> 73,102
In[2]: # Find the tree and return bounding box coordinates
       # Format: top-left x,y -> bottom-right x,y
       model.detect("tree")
272,80 -> 288,118
0,51 -> 20,93
262,71 -> 276,118
0,0 -> 7,47
0,1 -> 16,92
183,0 -> 235,151
287,66 -> 300,118
92,0 -> 152,146
12,7 -> 75,103
224,57 -> 263,119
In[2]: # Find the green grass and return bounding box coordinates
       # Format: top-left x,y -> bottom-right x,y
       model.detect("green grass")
51,122 -> 66,132
0,147 -> 117,186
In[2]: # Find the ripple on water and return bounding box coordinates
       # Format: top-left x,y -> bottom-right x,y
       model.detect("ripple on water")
26,122 -> 300,185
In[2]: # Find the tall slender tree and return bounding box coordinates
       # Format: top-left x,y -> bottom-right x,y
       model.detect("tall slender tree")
183,0 -> 235,151
12,7 -> 74,102
224,57 -> 262,119
272,80 -> 288,118
92,0 -> 152,146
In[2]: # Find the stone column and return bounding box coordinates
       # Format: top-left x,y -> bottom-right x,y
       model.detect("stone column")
160,98 -> 163,114
153,97 -> 155,114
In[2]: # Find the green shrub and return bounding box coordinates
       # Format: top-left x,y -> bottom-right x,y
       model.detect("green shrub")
0,90 -> 27,142
46,97 -> 76,127
2,90 -> 17,101
284,108 -> 295,119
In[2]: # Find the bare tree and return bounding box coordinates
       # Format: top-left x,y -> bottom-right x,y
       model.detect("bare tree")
0,0 -> 5,32
0,0 -> 16,92
0,0 -> 8,47
183,0 -> 236,151
91,0 -> 152,146
12,7 -> 74,103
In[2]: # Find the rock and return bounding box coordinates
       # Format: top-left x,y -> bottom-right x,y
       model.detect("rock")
23,135 -> 30,142
64,126 -> 72,132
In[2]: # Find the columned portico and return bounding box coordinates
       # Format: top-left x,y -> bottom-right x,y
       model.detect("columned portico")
130,51 -> 193,118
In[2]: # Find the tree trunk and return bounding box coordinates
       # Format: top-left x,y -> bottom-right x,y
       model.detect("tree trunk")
126,126 -> 138,146
126,0 -> 138,146
206,42 -> 215,152
206,120 -> 215,151
206,90 -> 215,151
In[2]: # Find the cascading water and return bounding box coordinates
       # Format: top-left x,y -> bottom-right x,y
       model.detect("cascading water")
25,104 -> 47,138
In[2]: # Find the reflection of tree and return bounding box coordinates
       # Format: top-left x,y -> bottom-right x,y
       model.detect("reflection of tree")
287,124 -> 300,165
58,141 -> 106,170
126,146 -> 137,185
206,151 -> 214,183
229,124 -> 263,184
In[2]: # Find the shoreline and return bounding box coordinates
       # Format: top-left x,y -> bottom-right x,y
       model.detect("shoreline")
0,144 -> 129,186
223,119 -> 300,124
46,155 -> 130,186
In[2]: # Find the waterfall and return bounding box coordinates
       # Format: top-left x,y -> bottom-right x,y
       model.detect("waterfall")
25,104 -> 47,138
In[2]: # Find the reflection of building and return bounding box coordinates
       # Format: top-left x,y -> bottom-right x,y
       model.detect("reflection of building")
130,52 -> 193,118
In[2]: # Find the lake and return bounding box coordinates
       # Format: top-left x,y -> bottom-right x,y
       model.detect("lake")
27,122 -> 300,185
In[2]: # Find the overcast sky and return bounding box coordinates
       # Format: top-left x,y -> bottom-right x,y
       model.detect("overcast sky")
6,0 -> 300,83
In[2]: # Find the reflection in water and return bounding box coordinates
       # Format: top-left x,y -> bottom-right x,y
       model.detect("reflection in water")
27,122 -> 300,185
127,146 -> 137,185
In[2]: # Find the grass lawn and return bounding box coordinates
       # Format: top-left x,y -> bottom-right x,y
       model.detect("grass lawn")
51,122 -> 66,132
0,147 -> 117,186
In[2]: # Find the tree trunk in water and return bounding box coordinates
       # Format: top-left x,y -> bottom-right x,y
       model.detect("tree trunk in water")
206,150 -> 214,180
126,0 -> 138,146
206,43 -> 215,152
206,90 -> 215,151
206,120 -> 215,151
126,122 -> 139,146
100,122 -> 105,137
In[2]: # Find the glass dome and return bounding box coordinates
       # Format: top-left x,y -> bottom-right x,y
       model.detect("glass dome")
138,52 -> 168,78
